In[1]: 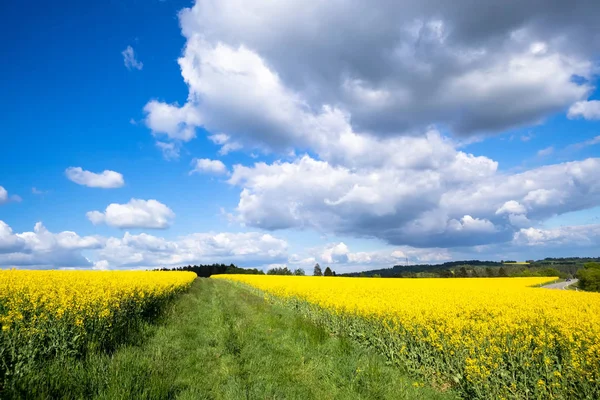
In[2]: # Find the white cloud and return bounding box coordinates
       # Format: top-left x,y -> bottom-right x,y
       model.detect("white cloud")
0,221 -> 102,268
87,199 -> 175,229
228,153 -> 600,248
143,0 -> 596,158
0,220 -> 289,269
537,146 -> 554,157
122,45 -> 143,70
65,167 -> 125,189
290,241 -> 452,273
144,100 -> 201,142
134,0 -> 600,255
190,158 -> 228,175
0,187 -> 7,204
0,186 -> 21,204
513,224 -> 600,247
568,100 -> 600,120
496,200 -> 526,215
155,141 -> 180,160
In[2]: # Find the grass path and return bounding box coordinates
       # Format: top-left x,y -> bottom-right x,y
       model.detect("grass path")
9,279 -> 455,399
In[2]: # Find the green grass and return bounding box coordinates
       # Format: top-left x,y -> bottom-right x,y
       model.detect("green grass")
4,279 -> 455,400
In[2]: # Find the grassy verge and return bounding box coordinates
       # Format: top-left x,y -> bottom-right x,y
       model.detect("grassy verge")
4,279 -> 454,400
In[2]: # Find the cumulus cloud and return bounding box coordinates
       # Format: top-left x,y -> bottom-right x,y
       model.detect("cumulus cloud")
190,158 -> 228,175
496,200 -> 527,215
568,100 -> 600,120
87,199 -> 175,229
136,0 -> 600,252
144,0 -> 597,155
513,224 -> 600,247
65,167 -> 125,189
287,241 -> 452,273
228,151 -> 600,247
144,100 -> 201,142
122,45 -> 143,70
0,221 -> 102,268
0,220 -> 289,269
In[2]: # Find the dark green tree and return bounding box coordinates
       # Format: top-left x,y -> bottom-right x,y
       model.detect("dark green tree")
485,267 -> 495,277
267,267 -> 293,275
457,267 -> 469,278
324,267 -> 333,276
294,268 -> 305,276
498,267 -> 508,277
577,263 -> 600,292
313,263 -> 323,276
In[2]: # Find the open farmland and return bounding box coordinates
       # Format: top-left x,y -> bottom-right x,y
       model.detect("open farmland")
214,275 -> 600,399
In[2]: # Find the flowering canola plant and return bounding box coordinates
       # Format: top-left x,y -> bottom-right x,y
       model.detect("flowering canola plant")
0,270 -> 195,382
214,275 -> 600,399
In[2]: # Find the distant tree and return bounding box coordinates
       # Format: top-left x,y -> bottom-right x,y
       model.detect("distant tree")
539,267 -> 561,277
294,268 -> 305,276
313,263 -> 323,276
485,267 -> 496,277
440,269 -> 454,278
359,272 -> 367,277
577,263 -> 600,292
457,267 -> 469,278
267,267 -> 293,275
471,269 -> 480,278
498,267 -> 508,277
372,273 -> 381,278
324,267 -> 333,276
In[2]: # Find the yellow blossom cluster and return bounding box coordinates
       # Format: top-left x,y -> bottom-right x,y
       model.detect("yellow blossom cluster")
214,275 -> 600,399
0,270 -> 195,380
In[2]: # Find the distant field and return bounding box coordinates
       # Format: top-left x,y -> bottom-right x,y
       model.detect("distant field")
0,278 -> 453,399
502,261 -> 530,264
215,275 -> 600,399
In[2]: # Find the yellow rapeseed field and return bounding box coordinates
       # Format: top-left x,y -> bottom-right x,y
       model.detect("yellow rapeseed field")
0,270 -> 195,380
214,275 -> 600,399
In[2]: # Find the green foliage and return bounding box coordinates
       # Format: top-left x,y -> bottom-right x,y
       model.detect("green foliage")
313,263 -> 323,276
578,263 -> 600,292
294,268 -> 306,276
155,264 -> 264,277
324,267 -> 333,276
266,267 -> 293,275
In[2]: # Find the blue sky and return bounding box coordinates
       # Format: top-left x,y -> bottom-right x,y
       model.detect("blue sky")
1,0 -> 599,272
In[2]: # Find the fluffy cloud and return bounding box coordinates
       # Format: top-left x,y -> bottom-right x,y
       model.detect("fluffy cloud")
513,224 -> 600,248
287,241 -> 452,273
95,231 -> 288,268
0,220 -> 289,269
65,167 -> 125,189
568,100 -> 600,120
122,45 -> 143,70
0,222 -> 102,268
144,0 -> 597,155
144,101 -> 201,142
87,199 -> 175,229
190,158 -> 228,175
138,0 -> 600,253
228,151 -> 600,247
